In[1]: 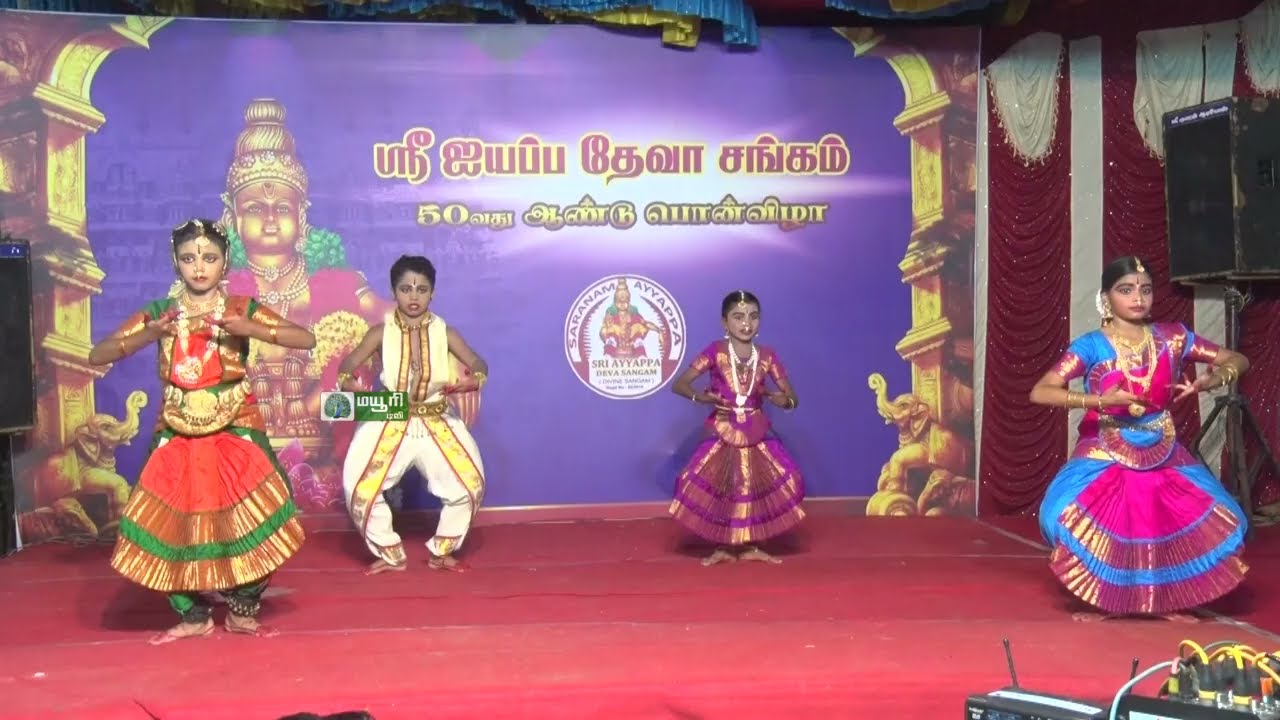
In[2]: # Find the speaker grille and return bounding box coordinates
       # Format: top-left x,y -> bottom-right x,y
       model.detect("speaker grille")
0,241 -> 36,433
1165,109 -> 1236,282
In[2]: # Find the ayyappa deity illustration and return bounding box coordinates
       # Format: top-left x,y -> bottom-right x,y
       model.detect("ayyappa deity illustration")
599,278 -> 660,358
210,100 -> 479,509
209,99 -> 382,508
218,99 -> 384,430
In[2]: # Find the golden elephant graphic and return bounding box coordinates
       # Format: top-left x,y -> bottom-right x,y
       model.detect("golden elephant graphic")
18,390 -> 148,543
865,373 -> 974,516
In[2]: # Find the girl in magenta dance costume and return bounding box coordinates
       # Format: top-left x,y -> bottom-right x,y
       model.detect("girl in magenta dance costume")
669,290 -> 805,566
1030,256 -> 1250,621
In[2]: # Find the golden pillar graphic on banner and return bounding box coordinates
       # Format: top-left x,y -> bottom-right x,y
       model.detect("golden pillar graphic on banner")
0,15 -> 481,533
836,28 -> 978,516
0,14 -> 171,542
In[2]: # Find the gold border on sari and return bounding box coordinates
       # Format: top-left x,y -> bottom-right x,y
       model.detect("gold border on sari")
347,420 -> 410,532
110,517 -> 305,593
122,468 -> 295,547
422,415 -> 486,509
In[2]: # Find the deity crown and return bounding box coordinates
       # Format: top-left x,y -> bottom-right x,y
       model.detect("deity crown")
226,150 -> 310,196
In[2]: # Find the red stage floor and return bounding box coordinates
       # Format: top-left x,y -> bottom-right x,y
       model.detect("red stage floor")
1,513 -> 1278,719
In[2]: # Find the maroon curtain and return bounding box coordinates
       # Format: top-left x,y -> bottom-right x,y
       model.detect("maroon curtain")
978,63 -> 1072,515
977,0 -> 1267,517
1236,287 -> 1280,509
1100,34 -> 1201,440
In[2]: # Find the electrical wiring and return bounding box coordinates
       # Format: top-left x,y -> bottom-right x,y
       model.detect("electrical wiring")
1110,639 -> 1280,720
1255,653 -> 1280,687
1110,660 -> 1176,720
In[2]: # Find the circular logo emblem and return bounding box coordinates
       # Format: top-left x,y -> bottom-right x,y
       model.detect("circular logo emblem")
565,275 -> 686,399
321,391 -> 353,421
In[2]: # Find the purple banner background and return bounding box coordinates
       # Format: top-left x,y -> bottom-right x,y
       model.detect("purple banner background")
68,20 -> 970,511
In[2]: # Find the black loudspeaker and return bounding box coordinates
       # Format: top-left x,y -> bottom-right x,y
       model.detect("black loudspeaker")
0,240 -> 35,434
1163,97 -> 1280,284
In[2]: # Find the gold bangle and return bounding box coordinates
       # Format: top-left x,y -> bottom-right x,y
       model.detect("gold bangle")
336,372 -> 352,390
1212,366 -> 1234,389
471,371 -> 487,388
117,337 -> 128,359
269,326 -> 278,344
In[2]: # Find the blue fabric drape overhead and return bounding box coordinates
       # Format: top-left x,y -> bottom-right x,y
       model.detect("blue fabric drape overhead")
1,0 -> 1004,19
527,0 -> 757,46
1,0 -> 1004,48
2,0 -> 120,11
824,0 -> 999,18
321,0 -> 518,19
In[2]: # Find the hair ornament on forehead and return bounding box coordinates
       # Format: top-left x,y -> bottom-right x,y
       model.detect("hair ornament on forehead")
173,218 -> 227,235
1134,258 -> 1146,275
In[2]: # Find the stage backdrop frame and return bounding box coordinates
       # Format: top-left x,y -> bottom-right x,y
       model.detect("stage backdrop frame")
0,13 -> 979,547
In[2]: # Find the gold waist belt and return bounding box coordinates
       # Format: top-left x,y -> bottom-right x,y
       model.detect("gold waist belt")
162,380 -> 251,436
409,400 -> 448,418
253,358 -> 307,377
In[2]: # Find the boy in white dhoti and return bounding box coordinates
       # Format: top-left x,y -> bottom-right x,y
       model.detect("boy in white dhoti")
337,256 -> 488,574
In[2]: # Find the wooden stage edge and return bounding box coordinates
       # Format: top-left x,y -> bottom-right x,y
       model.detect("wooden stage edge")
298,496 -> 876,532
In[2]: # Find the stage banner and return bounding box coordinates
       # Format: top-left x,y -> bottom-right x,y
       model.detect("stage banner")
0,13 -> 980,546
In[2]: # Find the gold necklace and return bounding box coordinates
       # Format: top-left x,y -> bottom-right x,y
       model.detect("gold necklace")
727,342 -> 759,422
1111,330 -> 1150,365
181,292 -> 220,315
247,256 -> 298,283
174,292 -> 226,386
394,311 -> 432,380
1109,324 -> 1154,417
258,263 -> 308,318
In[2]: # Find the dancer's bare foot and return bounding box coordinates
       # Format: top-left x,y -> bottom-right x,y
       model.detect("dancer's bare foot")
225,613 -> 279,638
364,558 -> 407,576
428,555 -> 466,572
148,618 -> 214,645
700,549 -> 737,567
738,546 -> 782,564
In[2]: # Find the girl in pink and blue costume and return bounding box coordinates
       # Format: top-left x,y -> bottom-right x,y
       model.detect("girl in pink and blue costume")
1031,256 -> 1250,620
669,291 -> 805,567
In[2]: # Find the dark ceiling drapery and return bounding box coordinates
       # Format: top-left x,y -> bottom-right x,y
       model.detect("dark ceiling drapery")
0,0 -> 1012,47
